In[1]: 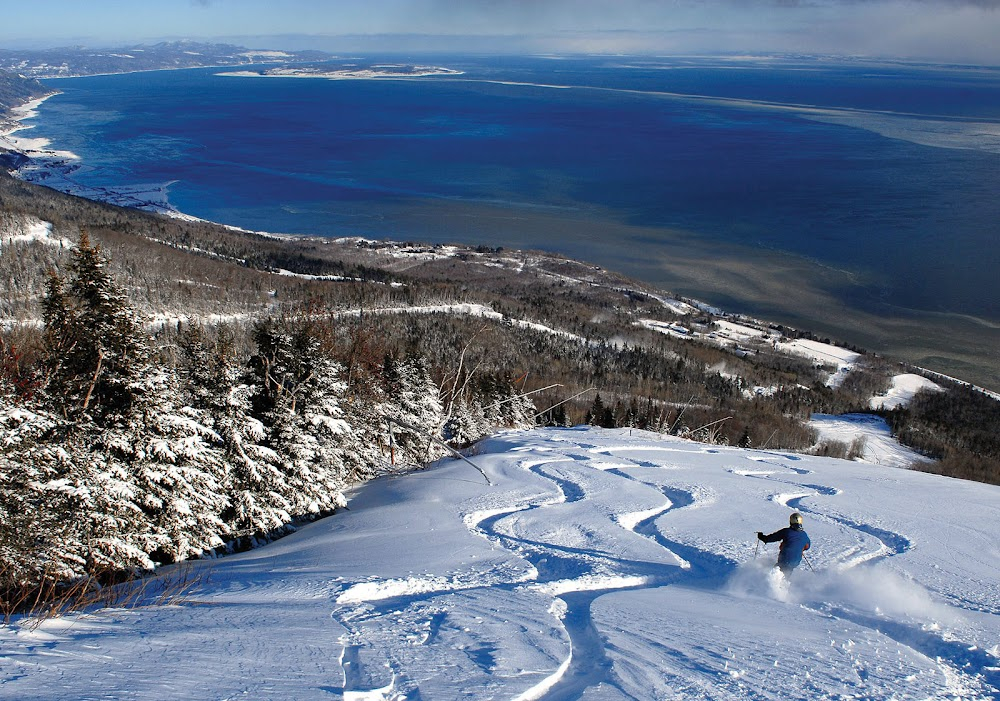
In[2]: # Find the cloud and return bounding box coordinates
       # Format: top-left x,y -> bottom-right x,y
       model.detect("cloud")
7,0 -> 999,66
398,0 -> 1000,63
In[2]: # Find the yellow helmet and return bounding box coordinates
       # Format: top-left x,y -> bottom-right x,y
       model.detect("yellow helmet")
790,512 -> 803,526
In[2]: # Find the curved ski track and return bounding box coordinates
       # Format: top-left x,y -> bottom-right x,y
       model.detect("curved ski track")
328,438 -> 998,699
467,442 -> 740,701
487,442 -> 996,700
730,451 -> 1000,697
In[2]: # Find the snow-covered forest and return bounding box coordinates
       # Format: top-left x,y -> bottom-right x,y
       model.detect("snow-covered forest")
0,232 -> 534,604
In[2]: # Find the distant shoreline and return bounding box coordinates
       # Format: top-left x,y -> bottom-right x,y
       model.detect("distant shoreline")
4,67 -> 1000,394
0,92 -> 77,162
1,92 -> 60,135
0,92 -> 211,221
217,65 -> 464,80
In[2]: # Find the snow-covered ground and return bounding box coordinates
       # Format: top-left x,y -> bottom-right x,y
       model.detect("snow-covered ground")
642,317 -> 867,388
869,373 -> 944,410
780,339 -> 861,388
2,427 -> 998,700
809,413 -> 932,468
0,217 -> 71,249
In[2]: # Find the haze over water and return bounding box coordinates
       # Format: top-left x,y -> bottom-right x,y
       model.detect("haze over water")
23,55 -> 1000,388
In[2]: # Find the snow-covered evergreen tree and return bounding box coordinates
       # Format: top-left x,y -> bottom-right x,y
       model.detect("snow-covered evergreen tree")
34,233 -> 229,571
443,396 -> 488,446
96,362 -> 229,564
0,399 -> 87,592
481,373 -> 536,431
383,354 -> 445,465
178,325 -> 290,544
41,231 -> 150,423
444,372 -> 536,445
342,391 -> 393,480
34,232 -> 166,574
248,319 -> 350,521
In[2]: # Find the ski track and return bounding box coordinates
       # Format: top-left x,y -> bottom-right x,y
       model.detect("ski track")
817,603 -> 1000,695
509,453 -> 673,701
726,451 -> 1000,697
464,445 -> 743,700
327,456 -> 568,699
737,461 -> 912,569
3,429 -> 999,699
473,437 -> 997,700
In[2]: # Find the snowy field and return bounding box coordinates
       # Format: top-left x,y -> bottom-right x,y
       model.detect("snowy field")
2,427 -> 998,700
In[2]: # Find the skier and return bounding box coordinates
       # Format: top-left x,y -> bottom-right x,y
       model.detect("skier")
758,512 -> 811,576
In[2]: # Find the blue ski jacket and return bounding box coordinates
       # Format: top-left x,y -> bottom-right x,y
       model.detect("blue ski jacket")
760,525 -> 810,570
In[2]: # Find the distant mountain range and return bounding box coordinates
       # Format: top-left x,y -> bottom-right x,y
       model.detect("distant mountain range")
0,40 -> 331,81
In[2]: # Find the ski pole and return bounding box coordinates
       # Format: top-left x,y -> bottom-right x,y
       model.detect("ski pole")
754,537 -> 760,560
803,551 -> 815,572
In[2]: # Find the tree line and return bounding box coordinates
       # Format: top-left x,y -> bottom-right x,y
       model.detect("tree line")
0,234 -> 534,608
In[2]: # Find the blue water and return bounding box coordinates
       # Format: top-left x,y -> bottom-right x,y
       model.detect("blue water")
24,56 -> 1000,322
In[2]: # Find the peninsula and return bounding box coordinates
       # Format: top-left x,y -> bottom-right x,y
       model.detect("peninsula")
218,64 -> 464,80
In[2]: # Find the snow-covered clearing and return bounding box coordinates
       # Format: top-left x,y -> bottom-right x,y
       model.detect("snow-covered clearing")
712,319 -> 776,345
779,339 -> 860,387
870,373 -> 944,410
637,318 -> 693,339
2,427 -> 997,700
643,318 -> 864,387
809,413 -> 933,468
0,217 -> 71,248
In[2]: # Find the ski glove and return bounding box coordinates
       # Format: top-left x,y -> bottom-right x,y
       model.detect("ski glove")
757,531 -> 765,541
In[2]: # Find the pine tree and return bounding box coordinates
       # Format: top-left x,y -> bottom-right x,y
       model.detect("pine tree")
443,396 -> 488,446
97,363 -> 229,564
248,318 -> 350,521
484,373 -> 536,430
41,231 -> 150,423
444,372 -> 536,445
178,324 -> 290,543
383,354 -> 445,464
587,394 -> 606,426
34,233 -> 230,572
341,366 -> 393,480
0,398 -> 87,594
33,233 -> 163,574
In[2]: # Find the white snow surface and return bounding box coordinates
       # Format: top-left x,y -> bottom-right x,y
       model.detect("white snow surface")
2,427 -> 999,700
780,339 -> 861,387
0,217 -> 71,248
809,413 -> 933,468
870,373 -> 944,410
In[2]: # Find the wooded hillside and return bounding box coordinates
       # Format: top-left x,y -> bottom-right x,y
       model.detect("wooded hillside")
3,166 -> 1000,611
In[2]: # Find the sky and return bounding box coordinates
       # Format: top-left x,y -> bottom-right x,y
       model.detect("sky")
2,0 -> 1000,64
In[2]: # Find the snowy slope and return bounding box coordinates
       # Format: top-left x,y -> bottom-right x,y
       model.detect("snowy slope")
870,373 -> 944,410
809,413 -> 933,468
2,427 -> 999,700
